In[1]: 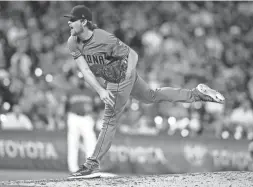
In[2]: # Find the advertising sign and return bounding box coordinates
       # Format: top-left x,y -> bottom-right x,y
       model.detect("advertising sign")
0,130 -> 251,174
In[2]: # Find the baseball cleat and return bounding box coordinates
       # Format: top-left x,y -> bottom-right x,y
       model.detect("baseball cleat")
192,84 -> 225,103
68,164 -> 101,179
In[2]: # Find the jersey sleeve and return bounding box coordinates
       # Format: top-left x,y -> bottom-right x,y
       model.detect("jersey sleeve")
67,36 -> 82,60
106,34 -> 130,61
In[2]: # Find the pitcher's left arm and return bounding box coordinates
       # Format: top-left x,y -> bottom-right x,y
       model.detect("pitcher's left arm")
106,34 -> 138,78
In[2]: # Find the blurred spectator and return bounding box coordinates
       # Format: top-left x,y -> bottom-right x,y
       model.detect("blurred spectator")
8,77 -> 24,105
230,100 -> 253,129
7,10 -> 27,48
0,30 -> 14,69
188,111 -> 202,136
1,104 -> 33,130
30,113 -> 47,130
9,33 -> 32,82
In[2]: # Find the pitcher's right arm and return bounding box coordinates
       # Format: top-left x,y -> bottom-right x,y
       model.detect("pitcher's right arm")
67,36 -> 114,106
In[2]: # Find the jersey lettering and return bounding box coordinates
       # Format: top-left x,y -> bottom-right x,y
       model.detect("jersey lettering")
83,54 -> 105,65
68,29 -> 130,70
93,56 -> 99,64
87,55 -> 92,64
99,56 -> 104,64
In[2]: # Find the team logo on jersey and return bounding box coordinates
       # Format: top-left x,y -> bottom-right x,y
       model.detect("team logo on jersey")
83,54 -> 106,65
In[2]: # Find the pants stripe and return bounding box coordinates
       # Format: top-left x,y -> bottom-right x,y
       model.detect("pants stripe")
94,82 -> 120,160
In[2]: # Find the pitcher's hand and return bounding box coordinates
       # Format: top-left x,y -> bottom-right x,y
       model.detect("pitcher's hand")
99,89 -> 115,107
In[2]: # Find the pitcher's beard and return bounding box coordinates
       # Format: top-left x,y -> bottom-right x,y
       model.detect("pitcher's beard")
71,30 -> 78,36
71,28 -> 83,36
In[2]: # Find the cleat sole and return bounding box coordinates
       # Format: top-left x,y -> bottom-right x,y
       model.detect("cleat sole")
197,84 -> 225,103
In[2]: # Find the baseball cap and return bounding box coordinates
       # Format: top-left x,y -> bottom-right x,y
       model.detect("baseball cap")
64,5 -> 92,21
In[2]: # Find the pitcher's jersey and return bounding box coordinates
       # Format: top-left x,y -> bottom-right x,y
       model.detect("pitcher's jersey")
67,29 -> 130,67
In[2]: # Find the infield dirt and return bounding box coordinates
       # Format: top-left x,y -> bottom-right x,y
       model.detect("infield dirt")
1,171 -> 253,187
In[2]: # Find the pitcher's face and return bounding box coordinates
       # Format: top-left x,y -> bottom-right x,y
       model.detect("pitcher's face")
68,19 -> 83,36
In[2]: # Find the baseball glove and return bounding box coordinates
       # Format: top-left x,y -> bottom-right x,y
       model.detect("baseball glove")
90,59 -> 128,83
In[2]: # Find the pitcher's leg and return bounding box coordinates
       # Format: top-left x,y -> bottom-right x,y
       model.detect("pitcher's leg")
86,103 -> 124,167
85,70 -> 137,168
131,73 -> 194,103
131,73 -> 225,104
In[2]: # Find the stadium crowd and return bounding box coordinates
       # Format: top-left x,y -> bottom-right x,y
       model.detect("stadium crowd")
0,1 -> 253,140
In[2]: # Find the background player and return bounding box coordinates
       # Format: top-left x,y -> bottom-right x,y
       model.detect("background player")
65,73 -> 97,173
64,5 -> 225,178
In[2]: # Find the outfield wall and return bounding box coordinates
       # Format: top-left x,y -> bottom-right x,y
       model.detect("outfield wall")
0,130 -> 251,174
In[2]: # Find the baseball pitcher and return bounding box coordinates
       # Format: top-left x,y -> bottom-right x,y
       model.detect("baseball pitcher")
64,5 -> 225,178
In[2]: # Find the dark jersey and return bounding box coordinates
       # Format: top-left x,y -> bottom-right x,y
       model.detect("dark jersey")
66,88 -> 94,116
67,29 -> 130,69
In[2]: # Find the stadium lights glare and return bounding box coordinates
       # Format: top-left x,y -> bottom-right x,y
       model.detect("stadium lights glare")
45,74 -> 53,82
0,114 -> 6,122
3,102 -> 10,111
181,129 -> 189,137
35,68 -> 43,77
168,117 -> 177,132
168,116 -> 176,125
178,118 -> 189,129
154,116 -> 163,125
221,131 -> 229,139
189,119 -> 200,131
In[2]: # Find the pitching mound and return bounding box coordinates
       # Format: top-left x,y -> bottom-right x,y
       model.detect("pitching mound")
1,171 -> 253,187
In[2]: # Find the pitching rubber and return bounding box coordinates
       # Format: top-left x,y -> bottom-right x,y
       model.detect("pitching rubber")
68,172 -> 101,179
